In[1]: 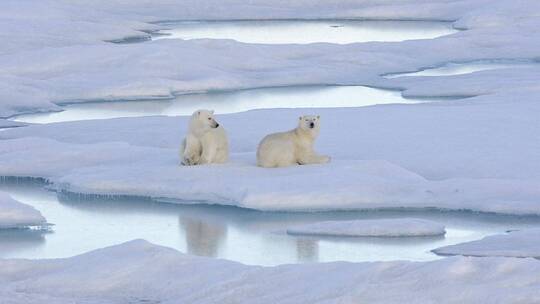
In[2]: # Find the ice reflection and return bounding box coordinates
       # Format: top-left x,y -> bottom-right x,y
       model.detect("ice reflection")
12,86 -> 426,124
384,59 -> 540,78
153,20 -> 457,44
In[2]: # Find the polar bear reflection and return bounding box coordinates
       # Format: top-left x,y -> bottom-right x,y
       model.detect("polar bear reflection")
179,217 -> 227,257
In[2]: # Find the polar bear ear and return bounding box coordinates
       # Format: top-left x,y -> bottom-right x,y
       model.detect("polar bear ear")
299,116 -> 302,120
197,111 -> 201,116
317,115 -> 320,119
210,110 -> 215,114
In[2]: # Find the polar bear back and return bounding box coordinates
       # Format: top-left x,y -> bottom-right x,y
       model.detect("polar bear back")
200,127 -> 229,163
257,130 -> 299,168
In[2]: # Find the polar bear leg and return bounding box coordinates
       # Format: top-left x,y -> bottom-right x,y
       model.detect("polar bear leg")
199,127 -> 228,164
200,143 -> 216,164
212,128 -> 229,163
182,135 -> 202,166
297,153 -> 331,165
179,139 -> 186,165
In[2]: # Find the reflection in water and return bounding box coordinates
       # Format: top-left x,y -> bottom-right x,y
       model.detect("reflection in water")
2,182 -> 540,265
153,20 -> 457,44
0,229 -> 47,257
13,86 -> 425,124
296,238 -> 319,263
384,59 -> 540,78
179,217 -> 227,257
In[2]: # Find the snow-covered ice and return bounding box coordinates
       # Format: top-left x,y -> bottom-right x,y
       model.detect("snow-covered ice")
433,229 -> 540,259
2,0 -> 540,117
287,218 -> 446,237
0,1 -> 538,215
0,103 -> 538,214
0,0 -> 540,301
1,239 -> 539,304
0,192 -> 46,229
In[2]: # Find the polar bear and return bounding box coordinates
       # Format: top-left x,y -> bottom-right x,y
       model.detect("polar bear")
180,110 -> 228,166
257,115 -> 330,168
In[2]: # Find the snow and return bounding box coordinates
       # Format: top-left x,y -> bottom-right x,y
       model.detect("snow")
0,239 -> 539,303
287,218 -> 446,237
0,192 -> 46,229
433,229 -> 540,259
0,120 -> 25,130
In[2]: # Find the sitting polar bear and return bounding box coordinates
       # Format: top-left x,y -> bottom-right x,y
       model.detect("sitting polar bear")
257,115 -> 330,168
180,110 -> 228,166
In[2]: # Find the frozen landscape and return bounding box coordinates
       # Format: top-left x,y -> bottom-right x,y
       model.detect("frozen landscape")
433,228 -> 540,259
1,0 -> 540,302
1,240 -> 540,304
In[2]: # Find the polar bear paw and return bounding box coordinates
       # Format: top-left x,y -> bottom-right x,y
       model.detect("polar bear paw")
182,154 -> 200,166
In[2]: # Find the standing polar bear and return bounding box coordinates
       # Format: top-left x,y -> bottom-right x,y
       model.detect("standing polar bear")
257,115 -> 330,168
180,110 -> 228,166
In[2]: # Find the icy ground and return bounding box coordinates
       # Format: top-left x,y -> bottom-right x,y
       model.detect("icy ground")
1,103 -> 538,214
0,0 -> 538,215
0,240 -> 539,304
0,192 -> 46,229
433,228 -> 540,259
287,218 -> 446,237
1,0 -> 540,117
1,0 -> 540,302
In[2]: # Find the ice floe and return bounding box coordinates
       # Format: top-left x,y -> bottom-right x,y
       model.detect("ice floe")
1,1 -> 540,117
0,239 -> 539,303
0,191 -> 47,229
0,103 -> 539,215
433,229 -> 540,259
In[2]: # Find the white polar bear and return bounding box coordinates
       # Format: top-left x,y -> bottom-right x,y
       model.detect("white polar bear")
257,115 -> 330,168
180,110 -> 229,166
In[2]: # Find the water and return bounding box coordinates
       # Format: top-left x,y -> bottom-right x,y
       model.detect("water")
153,20 -> 458,44
13,85 -> 430,124
2,182 -> 539,266
384,59 -> 540,78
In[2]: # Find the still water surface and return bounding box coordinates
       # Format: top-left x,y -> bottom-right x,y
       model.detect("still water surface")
2,182 -> 539,266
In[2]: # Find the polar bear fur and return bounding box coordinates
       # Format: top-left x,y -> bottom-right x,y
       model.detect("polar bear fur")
257,115 -> 330,168
180,110 -> 228,166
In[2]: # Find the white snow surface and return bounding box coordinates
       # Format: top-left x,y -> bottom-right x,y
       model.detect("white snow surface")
287,218 -> 446,237
433,228 -> 540,259
0,192 -> 46,229
0,239 -> 539,304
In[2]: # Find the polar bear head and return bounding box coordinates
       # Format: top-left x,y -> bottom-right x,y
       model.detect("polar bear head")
298,115 -> 320,131
190,109 -> 220,134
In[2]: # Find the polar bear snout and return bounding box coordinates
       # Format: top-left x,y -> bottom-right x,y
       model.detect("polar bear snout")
207,116 -> 219,128
309,122 -> 315,129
